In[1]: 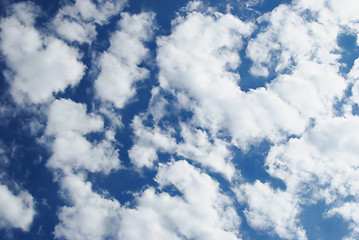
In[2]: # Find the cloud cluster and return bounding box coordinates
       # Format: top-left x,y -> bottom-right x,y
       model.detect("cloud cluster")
53,0 -> 127,43
1,0 -> 359,239
119,160 -> 240,240
0,2 -> 85,104
95,12 -> 155,108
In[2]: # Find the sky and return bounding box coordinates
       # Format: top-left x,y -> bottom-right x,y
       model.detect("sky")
0,0 -> 359,239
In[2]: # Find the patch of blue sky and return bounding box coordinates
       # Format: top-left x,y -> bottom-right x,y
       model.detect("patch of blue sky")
337,33 -> 359,74
232,140 -> 287,191
300,201 -> 350,240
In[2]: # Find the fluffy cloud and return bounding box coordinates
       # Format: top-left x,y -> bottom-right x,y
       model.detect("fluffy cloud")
0,184 -> 35,231
265,117 -> 359,238
45,99 -> 120,174
246,3 -> 340,77
156,8 -> 310,149
95,12 -> 155,108
0,2 -> 85,104
53,0 -> 127,43
266,117 -> 359,200
237,181 -> 307,240
54,174 -> 121,240
129,115 -> 236,179
119,160 -> 240,240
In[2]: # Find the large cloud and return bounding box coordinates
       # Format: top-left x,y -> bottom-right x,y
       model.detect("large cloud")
95,12 -> 155,108
119,160 -> 240,240
0,3 -> 85,104
45,99 -> 121,174
155,6 -> 310,149
54,174 -> 121,240
236,181 -> 306,240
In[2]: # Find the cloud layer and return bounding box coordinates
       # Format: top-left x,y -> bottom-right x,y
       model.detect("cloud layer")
1,0 -> 359,239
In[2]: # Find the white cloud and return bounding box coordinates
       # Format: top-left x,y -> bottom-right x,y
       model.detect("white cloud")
247,3 -> 341,77
0,184 -> 35,231
119,160 -> 241,240
156,9 -> 312,150
176,123 -> 235,180
45,99 -> 120,174
0,2 -> 85,104
269,61 -> 346,119
266,117 -> 359,201
129,115 -> 236,179
237,181 -> 307,240
53,0 -> 127,43
128,115 -> 177,168
54,174 -> 121,240
349,58 -> 359,106
95,12 -> 155,108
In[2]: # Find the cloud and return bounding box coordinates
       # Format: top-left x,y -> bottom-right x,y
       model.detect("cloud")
156,9 -> 311,149
236,181 -> 307,240
266,117 -> 359,200
0,2 -> 85,104
45,99 -> 121,174
94,12 -> 155,108
0,184 -> 35,231
119,160 -> 240,240
129,115 -> 236,179
327,202 -> 359,240
52,0 -> 127,43
265,117 -> 359,237
128,115 -> 177,168
246,3 -> 341,77
54,174 -> 121,240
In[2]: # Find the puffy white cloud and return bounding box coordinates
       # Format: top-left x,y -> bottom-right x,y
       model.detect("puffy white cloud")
156,9 -> 312,150
95,12 -> 155,108
129,115 -> 236,179
269,61 -> 346,119
176,123 -> 235,180
54,174 -> 121,240
53,0 -> 127,43
45,99 -> 120,174
237,181 -> 307,240
118,160 -> 241,240
246,3 -> 341,77
128,115 -> 177,168
266,117 -> 359,201
0,2 -> 85,104
0,184 -> 35,231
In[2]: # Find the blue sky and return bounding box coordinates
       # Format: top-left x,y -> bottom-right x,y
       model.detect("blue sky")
1,0 -> 359,239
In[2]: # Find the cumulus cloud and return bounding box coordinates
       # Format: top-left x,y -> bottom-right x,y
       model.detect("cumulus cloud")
266,117 -> 359,200
53,0 -> 127,43
95,12 -> 155,108
246,3 -> 340,77
2,0 -> 359,239
265,117 -> 359,237
0,184 -> 35,231
119,160 -> 240,240
0,2 -> 85,104
45,99 -> 120,174
236,181 -> 307,240
54,174 -> 121,240
156,9 -> 310,149
129,115 -> 236,179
